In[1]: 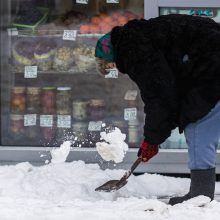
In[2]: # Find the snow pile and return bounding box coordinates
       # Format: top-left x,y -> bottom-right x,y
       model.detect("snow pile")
50,141 -> 71,164
0,161 -> 220,219
96,127 -> 128,163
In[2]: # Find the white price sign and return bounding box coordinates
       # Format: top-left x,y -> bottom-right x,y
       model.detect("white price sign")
24,114 -> 37,126
57,115 -> 71,128
24,66 -> 38,78
105,69 -> 118,78
8,28 -> 18,36
124,90 -> 138,100
76,0 -> 88,4
88,121 -> 102,131
63,30 -> 77,41
124,108 -> 137,120
107,0 -> 119,3
40,115 -> 53,127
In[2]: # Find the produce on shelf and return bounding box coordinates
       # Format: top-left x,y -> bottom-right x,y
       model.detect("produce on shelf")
53,47 -> 74,71
79,10 -> 141,34
34,40 -> 57,71
73,45 -> 95,71
12,40 -> 37,67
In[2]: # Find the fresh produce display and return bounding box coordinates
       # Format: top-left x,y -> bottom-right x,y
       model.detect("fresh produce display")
12,40 -> 36,67
34,40 -> 57,71
73,45 -> 95,71
53,47 -> 74,71
79,10 -> 141,34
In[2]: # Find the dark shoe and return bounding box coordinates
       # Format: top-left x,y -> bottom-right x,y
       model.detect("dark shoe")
169,168 -> 215,205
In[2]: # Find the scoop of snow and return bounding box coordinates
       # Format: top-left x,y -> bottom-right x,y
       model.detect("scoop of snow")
51,141 -> 71,164
96,127 -> 128,163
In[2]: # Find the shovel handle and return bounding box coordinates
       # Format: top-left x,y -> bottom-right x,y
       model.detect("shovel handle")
130,157 -> 142,173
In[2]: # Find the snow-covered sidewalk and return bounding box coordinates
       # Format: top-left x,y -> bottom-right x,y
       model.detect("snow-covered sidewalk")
0,160 -> 220,220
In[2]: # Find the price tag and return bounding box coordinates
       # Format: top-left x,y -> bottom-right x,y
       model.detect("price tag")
88,121 -> 102,131
124,90 -> 138,100
63,30 -> 77,41
40,115 -> 53,127
107,0 -> 119,3
24,66 -> 38,78
7,28 -> 18,36
76,0 -> 88,4
57,115 -> 71,128
105,69 -> 118,78
124,108 -> 137,120
24,114 -> 37,126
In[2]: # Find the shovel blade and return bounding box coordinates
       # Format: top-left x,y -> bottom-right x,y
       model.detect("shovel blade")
95,179 -> 128,192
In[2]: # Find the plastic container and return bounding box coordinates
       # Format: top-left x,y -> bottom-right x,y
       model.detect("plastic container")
56,87 -> 71,115
72,100 -> 88,121
88,99 -> 105,120
26,87 -> 40,113
128,119 -> 139,147
10,114 -> 25,139
40,87 -> 56,114
11,87 -> 26,114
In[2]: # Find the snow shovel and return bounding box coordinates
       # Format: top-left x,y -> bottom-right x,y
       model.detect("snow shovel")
95,157 -> 142,192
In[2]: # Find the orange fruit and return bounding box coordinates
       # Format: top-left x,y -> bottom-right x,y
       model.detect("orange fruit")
91,16 -> 101,25
89,25 -> 100,34
80,25 -> 90,34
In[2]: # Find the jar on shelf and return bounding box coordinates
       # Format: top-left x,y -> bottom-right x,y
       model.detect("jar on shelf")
56,87 -> 71,115
25,115 -> 39,140
11,87 -> 26,114
40,87 -> 56,114
40,114 -> 56,144
72,100 -> 88,121
88,99 -> 105,120
128,119 -> 139,148
10,114 -> 25,139
26,87 -> 40,113
72,121 -> 88,147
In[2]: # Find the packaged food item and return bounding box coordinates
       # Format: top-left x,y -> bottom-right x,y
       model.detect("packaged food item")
40,87 -> 56,114
12,40 -> 36,70
34,40 -> 56,71
25,115 -> 39,140
11,87 -> 26,114
128,119 -> 139,147
10,114 -> 25,139
40,114 -> 56,144
72,121 -> 88,147
56,87 -> 72,115
53,47 -> 73,71
26,87 -> 40,113
88,99 -> 105,120
72,100 -> 88,121
73,45 -> 95,71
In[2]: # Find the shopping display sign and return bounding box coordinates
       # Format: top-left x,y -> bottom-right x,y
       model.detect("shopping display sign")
57,115 -> 71,128
124,108 -> 137,120
63,30 -> 77,41
24,66 -> 38,78
7,28 -> 18,36
24,114 -> 37,126
107,0 -> 119,3
124,90 -> 138,100
88,121 -> 102,131
40,115 -> 53,127
76,0 -> 88,4
105,68 -> 118,78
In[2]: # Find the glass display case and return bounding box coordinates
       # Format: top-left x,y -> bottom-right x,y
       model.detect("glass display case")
0,0 -> 219,173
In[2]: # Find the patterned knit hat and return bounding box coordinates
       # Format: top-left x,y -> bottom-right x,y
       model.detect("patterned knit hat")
95,32 -> 114,62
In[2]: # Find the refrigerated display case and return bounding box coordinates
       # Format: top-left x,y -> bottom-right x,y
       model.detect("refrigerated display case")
0,0 -> 219,173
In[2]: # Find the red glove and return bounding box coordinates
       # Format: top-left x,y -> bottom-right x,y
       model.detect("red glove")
137,141 -> 159,162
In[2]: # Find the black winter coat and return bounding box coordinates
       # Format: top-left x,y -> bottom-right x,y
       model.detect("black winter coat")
111,14 -> 220,145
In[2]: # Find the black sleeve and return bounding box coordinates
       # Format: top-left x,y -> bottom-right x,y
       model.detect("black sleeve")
134,50 -> 178,145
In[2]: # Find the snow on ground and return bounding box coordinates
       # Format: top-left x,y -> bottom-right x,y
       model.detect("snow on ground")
0,160 -> 220,220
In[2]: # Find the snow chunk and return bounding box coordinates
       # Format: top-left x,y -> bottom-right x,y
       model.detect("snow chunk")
96,127 -> 128,163
50,141 -> 71,164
